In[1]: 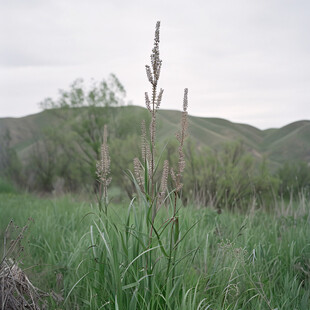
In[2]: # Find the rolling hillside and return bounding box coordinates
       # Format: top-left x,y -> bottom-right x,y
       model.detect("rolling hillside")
1,106 -> 310,168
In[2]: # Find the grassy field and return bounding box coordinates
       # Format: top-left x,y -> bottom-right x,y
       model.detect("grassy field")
1,188 -> 309,309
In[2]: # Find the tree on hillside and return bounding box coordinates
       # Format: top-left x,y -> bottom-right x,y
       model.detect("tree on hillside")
0,129 -> 22,185
37,74 -> 151,194
40,74 -> 126,162
38,74 -> 126,190
27,135 -> 58,192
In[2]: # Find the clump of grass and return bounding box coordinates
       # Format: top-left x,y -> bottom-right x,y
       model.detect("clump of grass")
0,220 -> 54,310
84,21 -> 203,309
132,20 -> 189,259
130,21 -> 191,294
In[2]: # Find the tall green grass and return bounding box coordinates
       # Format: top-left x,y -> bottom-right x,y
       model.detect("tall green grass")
1,193 -> 309,309
0,177 -> 18,194
86,21 -> 195,309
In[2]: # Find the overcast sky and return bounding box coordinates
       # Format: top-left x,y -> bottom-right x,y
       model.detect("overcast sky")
0,0 -> 309,129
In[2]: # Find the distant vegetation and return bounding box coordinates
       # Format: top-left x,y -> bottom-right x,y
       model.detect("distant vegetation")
1,100 -> 310,210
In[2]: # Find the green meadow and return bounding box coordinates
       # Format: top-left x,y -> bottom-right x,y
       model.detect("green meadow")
1,185 -> 309,309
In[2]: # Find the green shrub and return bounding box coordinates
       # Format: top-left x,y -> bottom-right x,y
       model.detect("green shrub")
277,161 -> 310,198
184,140 -> 279,211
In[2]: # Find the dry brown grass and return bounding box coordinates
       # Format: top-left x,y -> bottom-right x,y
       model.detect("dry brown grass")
0,221 -> 61,310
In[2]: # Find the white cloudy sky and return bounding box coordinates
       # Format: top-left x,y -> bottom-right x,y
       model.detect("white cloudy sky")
0,0 -> 309,129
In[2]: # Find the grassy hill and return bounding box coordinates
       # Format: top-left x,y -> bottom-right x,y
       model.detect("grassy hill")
1,106 -> 310,168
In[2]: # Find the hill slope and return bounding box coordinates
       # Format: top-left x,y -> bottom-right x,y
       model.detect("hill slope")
1,106 -> 310,167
